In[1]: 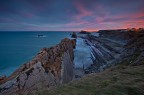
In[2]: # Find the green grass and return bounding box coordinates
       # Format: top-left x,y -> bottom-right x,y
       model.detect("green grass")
33,64 -> 144,95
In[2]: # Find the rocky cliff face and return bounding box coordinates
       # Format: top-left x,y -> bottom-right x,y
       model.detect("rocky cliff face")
0,38 -> 76,95
98,29 -> 144,66
120,30 -> 144,65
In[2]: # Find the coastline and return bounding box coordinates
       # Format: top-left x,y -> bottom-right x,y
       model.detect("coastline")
0,31 -> 71,76
1,29 -> 144,95
0,31 -> 126,87
0,37 -> 76,94
73,32 -> 125,78
37,29 -> 144,95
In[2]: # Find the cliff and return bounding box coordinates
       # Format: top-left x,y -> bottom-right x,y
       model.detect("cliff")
83,29 -> 144,73
0,38 -> 76,95
35,29 -> 144,95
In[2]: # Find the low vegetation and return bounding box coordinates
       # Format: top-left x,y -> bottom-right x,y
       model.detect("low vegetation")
33,62 -> 144,95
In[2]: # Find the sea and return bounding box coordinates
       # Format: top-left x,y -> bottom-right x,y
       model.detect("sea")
0,31 -> 72,76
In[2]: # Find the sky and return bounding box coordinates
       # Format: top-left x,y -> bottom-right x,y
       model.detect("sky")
0,0 -> 144,31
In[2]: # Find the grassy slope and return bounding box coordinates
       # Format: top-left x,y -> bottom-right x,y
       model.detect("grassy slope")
36,63 -> 144,95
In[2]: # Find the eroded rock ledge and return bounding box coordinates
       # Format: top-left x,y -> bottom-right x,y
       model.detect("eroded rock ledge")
0,38 -> 76,95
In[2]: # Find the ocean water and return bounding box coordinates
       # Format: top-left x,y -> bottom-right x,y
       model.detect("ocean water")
0,31 -> 71,76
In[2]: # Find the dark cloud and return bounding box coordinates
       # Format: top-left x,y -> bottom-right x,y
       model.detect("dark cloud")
0,0 -> 144,31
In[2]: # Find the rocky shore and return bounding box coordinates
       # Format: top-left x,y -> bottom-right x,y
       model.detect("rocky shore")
0,38 -> 76,95
74,29 -> 144,75
35,29 -> 144,95
73,31 -> 125,76
1,28 -> 144,95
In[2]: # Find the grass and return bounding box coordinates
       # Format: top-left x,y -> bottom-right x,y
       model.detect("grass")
32,63 -> 144,95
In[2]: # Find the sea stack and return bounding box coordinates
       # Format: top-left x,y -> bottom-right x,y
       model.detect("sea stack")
71,32 -> 77,38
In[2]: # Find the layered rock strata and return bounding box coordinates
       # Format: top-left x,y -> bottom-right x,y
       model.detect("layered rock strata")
83,35 -> 124,73
120,30 -> 144,65
0,38 -> 76,95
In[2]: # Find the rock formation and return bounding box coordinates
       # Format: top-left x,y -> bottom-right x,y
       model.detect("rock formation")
71,32 -> 77,38
120,29 -> 144,65
79,30 -> 91,34
0,38 -> 76,95
83,34 -> 124,74
96,28 -> 144,66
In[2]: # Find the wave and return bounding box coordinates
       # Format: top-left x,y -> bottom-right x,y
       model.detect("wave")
74,38 -> 93,69
35,35 -> 47,38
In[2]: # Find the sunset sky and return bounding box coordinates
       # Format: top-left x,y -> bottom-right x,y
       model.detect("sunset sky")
0,0 -> 144,31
